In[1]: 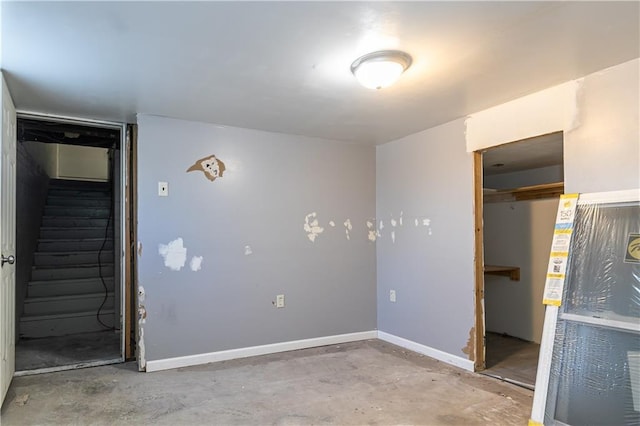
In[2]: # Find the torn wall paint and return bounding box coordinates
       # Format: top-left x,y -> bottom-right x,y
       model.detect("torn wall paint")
343,219 -> 353,240
186,154 -> 226,181
158,237 -> 187,271
137,285 -> 146,371
303,212 -> 324,242
461,326 -> 476,362
366,220 -> 377,242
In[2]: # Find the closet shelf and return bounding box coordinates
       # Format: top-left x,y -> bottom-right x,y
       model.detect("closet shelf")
484,182 -> 564,203
484,265 -> 520,281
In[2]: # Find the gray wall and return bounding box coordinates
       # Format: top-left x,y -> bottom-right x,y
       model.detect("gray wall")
136,115 -> 376,362
376,59 -> 638,365
16,141 -> 49,336
376,118 -> 476,359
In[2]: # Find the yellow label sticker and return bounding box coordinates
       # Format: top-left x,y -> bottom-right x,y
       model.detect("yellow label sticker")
549,252 -> 568,258
625,234 -> 640,264
546,273 -> 564,279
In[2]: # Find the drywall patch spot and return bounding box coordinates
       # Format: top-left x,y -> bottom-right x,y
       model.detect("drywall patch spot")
391,218 -> 397,227
399,211 -> 404,226
304,212 -> 324,242
329,221 -> 336,227
137,242 -> 143,257
244,245 -> 253,256
187,154 -> 226,182
190,256 -> 203,271
344,219 -> 353,240
137,285 -> 146,371
462,327 -> 475,361
391,230 -> 396,244
366,220 -> 377,242
158,238 -> 187,271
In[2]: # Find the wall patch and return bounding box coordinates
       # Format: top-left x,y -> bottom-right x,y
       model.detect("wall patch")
158,237 -> 187,271
343,219 -> 353,240
304,212 -> 324,242
187,154 -> 226,181
190,256 -> 203,271
366,220 -> 377,242
137,285 -> 147,371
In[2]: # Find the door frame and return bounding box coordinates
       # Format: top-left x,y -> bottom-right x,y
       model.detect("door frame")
473,151 -> 486,371
15,111 -> 132,365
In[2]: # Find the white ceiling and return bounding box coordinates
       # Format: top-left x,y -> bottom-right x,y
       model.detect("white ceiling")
483,132 -> 563,176
1,1 -> 638,145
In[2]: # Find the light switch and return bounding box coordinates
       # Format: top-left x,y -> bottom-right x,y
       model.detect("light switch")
158,181 -> 168,196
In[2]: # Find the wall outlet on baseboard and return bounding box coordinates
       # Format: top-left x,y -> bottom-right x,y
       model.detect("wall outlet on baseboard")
390,290 -> 396,303
276,294 -> 285,308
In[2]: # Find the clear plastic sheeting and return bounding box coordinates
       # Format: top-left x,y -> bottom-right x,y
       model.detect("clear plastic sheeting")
543,198 -> 640,425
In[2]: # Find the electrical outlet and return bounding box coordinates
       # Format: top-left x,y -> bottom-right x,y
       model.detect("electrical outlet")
276,294 -> 285,308
390,290 -> 396,303
158,181 -> 169,197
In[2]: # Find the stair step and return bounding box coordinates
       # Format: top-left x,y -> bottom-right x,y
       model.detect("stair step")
44,206 -> 111,218
38,238 -> 113,252
49,179 -> 110,190
28,277 -> 115,297
33,251 -> 114,267
42,217 -> 110,227
19,309 -> 115,338
48,188 -> 111,198
23,292 -> 114,316
31,264 -> 115,281
40,227 -> 109,239
46,196 -> 111,207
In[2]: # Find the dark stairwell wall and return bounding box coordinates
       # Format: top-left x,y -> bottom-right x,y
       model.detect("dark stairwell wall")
16,142 -> 50,339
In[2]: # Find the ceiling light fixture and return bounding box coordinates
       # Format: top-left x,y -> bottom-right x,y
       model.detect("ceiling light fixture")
350,50 -> 412,90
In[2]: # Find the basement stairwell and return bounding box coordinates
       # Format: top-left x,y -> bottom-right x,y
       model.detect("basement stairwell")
19,179 -> 116,339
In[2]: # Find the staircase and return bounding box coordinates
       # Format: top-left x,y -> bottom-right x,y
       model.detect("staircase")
19,179 -> 115,339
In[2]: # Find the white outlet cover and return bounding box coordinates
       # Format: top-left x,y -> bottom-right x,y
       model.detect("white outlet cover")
158,181 -> 168,196
276,294 -> 285,308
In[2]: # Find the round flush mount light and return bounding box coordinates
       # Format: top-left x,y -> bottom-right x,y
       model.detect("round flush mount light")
350,50 -> 412,90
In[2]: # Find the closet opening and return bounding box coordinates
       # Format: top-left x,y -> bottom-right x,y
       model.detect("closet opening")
474,131 -> 564,389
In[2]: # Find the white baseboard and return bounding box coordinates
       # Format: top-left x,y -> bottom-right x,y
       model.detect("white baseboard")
145,330 -> 474,373
377,331 -> 475,372
145,330 -> 378,372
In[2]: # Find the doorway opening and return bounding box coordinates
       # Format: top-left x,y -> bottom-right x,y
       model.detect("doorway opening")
15,115 -> 127,374
474,131 -> 564,389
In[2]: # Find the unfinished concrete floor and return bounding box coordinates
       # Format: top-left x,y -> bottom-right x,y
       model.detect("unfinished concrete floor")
2,339 -> 533,425
483,332 -> 540,390
16,330 -> 121,372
